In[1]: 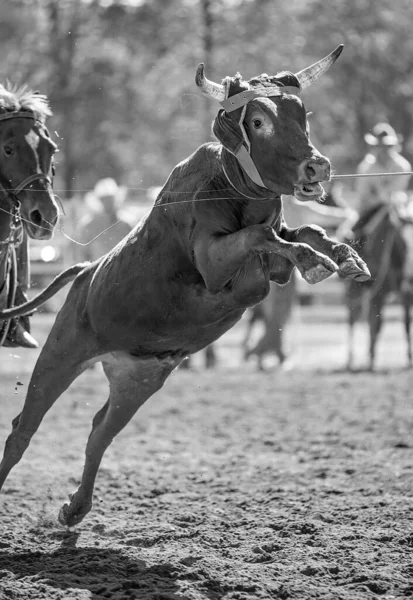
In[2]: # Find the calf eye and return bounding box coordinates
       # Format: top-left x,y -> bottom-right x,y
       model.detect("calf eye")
253,119 -> 262,129
4,146 -> 14,156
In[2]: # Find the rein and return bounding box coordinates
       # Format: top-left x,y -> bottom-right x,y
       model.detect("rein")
0,111 -> 53,347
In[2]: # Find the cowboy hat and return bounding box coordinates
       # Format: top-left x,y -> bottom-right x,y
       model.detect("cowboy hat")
93,177 -> 120,198
364,122 -> 401,146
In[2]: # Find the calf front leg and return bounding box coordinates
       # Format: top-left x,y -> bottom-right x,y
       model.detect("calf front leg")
282,224 -> 371,282
194,225 -> 340,294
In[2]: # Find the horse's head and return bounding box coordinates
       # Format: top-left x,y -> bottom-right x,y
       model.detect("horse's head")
196,46 -> 343,201
0,85 -> 58,240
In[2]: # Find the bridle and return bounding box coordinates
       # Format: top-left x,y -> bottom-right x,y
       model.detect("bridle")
0,111 -> 54,347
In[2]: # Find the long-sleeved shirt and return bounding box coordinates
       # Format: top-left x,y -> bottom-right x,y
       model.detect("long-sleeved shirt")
355,150 -> 412,215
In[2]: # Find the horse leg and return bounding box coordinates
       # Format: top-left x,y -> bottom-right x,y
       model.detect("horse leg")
345,282 -> 364,371
204,344 -> 217,368
243,305 -> 264,361
367,291 -> 386,371
0,306 -> 98,490
402,292 -> 413,367
242,313 -> 255,360
58,352 -> 179,528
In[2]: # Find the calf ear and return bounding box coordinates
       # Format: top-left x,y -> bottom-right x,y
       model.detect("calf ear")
295,44 -> 344,89
212,109 -> 244,155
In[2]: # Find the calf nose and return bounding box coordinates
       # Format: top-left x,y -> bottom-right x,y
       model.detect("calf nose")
304,157 -> 331,182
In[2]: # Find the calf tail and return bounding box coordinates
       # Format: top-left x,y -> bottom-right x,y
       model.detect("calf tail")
0,262 -> 90,319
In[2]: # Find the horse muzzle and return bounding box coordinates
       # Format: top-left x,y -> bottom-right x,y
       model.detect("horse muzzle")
22,191 -> 59,240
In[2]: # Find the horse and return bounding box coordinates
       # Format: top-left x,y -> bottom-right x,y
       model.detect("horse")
0,84 -> 58,347
345,203 -> 413,370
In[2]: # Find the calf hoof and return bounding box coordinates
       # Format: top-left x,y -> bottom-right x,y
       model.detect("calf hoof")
339,258 -> 371,282
58,492 -> 92,528
303,264 -> 335,284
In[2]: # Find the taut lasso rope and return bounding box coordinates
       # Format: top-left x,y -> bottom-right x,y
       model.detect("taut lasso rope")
0,170 -> 410,248
332,171 -> 413,180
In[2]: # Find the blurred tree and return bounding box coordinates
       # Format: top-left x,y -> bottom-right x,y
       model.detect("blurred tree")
0,0 -> 412,200
299,0 -> 413,171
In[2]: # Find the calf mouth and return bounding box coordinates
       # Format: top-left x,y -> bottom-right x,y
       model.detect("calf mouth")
293,181 -> 325,203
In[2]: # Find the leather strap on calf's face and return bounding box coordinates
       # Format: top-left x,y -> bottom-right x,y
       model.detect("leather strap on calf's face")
234,145 -> 266,188
220,86 -> 301,113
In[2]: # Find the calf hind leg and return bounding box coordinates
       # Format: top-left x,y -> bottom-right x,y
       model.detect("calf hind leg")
58,352 -> 179,528
0,311 -> 97,490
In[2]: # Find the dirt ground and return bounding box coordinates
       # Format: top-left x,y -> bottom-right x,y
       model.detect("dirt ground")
0,303 -> 413,600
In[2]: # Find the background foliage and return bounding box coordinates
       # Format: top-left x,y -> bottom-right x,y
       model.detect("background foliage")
1,0 -> 412,201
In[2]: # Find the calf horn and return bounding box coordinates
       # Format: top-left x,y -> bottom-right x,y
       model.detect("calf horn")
195,63 -> 226,102
295,44 -> 344,89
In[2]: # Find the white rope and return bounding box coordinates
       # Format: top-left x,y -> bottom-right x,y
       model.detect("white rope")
332,171 -> 413,180
0,171 -> 411,247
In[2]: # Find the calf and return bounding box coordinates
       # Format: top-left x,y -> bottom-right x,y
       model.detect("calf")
0,45 -> 370,526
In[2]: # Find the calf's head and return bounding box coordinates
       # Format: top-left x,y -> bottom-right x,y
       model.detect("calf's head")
196,45 -> 343,202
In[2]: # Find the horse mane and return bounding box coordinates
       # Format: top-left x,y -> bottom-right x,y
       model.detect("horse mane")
0,82 -> 52,123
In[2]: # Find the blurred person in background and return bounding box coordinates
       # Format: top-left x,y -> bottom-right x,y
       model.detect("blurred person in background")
335,122 -> 412,241
77,177 -> 132,262
353,122 -> 411,225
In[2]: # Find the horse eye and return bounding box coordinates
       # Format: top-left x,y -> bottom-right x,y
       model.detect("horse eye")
4,146 -> 14,156
253,119 -> 262,129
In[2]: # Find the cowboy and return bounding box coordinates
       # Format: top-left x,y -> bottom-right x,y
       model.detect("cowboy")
3,235 -> 39,349
354,122 -> 411,223
345,122 -> 413,294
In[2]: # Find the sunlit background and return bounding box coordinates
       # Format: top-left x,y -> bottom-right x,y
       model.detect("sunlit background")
1,0 -> 412,195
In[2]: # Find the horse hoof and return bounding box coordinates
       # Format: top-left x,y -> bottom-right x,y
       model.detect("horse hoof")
340,258 -> 371,282
58,501 -> 89,528
303,264 -> 335,284
58,490 -> 90,528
